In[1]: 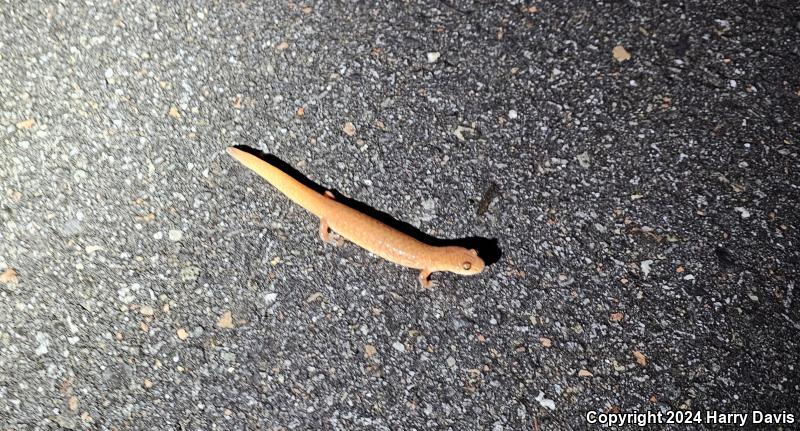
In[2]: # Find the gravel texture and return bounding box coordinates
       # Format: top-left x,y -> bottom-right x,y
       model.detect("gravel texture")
1,1 -> 799,429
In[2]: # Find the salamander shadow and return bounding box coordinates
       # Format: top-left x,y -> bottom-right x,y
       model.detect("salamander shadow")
230,145 -> 502,266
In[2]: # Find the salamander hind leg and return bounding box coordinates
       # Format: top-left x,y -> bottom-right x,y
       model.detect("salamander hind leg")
321,192 -> 345,246
319,218 -> 330,242
319,217 -> 344,246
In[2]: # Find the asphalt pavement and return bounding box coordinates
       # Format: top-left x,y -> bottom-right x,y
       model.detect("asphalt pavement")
1,1 -> 799,429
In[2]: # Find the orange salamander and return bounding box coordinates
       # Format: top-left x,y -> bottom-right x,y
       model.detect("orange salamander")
226,147 -> 485,287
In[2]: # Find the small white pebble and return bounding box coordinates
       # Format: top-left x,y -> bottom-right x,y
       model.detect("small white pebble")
729,80 -> 737,88
85,245 -> 103,254
426,52 -> 441,63
168,229 -> 183,241
734,207 -> 750,219
105,68 -> 114,79
392,341 -> 406,352
508,109 -> 518,120
35,332 -> 50,356
641,260 -> 654,278
535,391 -> 556,410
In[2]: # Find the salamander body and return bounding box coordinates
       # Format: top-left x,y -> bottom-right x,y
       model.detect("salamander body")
226,147 -> 484,287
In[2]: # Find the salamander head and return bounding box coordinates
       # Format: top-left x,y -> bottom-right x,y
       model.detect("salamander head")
441,247 -> 485,276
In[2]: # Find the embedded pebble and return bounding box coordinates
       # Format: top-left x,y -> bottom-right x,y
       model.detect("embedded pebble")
34,332 -> 50,356
168,229 -> 183,241
534,391 -> 556,410
577,151 -> 591,169
180,265 -> 201,282
641,260 -> 654,278
734,207 -> 751,218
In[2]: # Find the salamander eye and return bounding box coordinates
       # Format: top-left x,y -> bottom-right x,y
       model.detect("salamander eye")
462,262 -> 471,270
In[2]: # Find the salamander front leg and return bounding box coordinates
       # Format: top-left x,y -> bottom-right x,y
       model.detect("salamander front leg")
418,269 -> 435,289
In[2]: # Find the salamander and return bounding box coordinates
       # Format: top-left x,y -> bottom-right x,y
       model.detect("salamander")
226,147 -> 484,287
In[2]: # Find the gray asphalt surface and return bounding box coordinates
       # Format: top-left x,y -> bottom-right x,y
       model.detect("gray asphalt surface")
2,1 -> 799,429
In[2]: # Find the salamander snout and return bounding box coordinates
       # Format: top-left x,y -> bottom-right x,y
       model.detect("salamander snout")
449,247 -> 485,275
